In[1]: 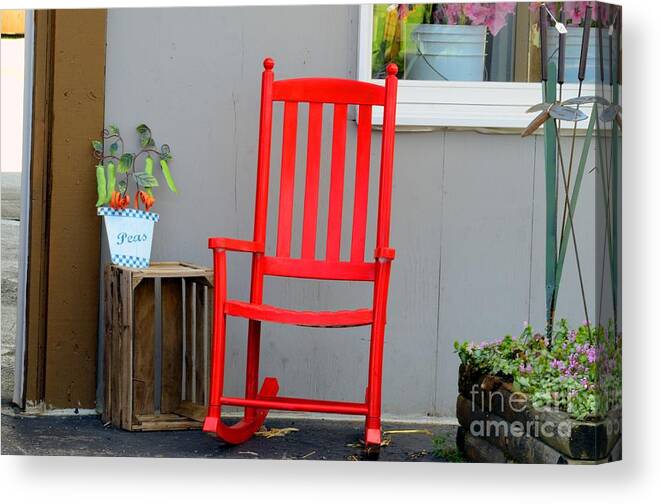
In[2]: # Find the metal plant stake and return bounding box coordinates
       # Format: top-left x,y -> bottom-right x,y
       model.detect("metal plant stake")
522,3 -> 621,340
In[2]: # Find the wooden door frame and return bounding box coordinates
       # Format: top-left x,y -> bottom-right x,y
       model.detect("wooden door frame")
19,9 -> 107,411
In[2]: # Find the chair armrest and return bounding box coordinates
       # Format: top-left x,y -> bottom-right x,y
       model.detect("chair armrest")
208,237 -> 264,253
374,247 -> 396,261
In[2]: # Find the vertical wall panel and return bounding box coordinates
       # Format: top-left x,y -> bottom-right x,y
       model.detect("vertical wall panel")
435,132 -> 536,414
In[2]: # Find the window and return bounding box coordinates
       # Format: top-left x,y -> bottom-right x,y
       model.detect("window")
358,3 -> 620,128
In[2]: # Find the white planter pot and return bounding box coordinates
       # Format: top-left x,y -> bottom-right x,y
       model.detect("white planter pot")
98,207 -> 159,268
406,24 -> 487,81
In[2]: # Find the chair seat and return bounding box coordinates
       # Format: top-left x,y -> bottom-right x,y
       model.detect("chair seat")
224,300 -> 373,328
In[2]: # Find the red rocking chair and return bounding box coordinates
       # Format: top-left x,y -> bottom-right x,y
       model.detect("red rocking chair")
203,58 -> 398,451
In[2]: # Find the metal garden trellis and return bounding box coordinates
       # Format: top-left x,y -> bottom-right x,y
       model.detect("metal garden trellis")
522,3 -> 622,339
203,59 -> 399,453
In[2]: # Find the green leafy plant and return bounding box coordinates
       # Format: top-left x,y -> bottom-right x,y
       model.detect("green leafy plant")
92,124 -> 176,211
454,320 -> 621,421
432,433 -> 464,463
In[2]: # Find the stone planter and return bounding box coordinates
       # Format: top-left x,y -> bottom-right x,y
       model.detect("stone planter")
456,364 -> 622,464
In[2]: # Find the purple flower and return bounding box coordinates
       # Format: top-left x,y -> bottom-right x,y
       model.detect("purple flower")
551,359 -> 566,371
587,347 -> 597,364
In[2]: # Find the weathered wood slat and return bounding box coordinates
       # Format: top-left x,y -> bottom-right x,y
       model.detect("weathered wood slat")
185,280 -> 195,401
119,268 -> 133,429
206,285 -> 213,404
195,282 -> 206,404
160,278 -> 183,414
133,418 -> 202,431
133,278 -> 156,416
174,400 -> 207,422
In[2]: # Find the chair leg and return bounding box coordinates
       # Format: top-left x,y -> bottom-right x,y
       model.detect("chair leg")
203,250 -> 228,434
365,319 -> 385,448
364,261 -> 391,450
244,320 -> 261,422
204,250 -> 278,444
202,313 -> 226,433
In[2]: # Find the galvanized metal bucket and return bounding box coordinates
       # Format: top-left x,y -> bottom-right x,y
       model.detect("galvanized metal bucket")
405,24 -> 487,81
547,27 -> 611,83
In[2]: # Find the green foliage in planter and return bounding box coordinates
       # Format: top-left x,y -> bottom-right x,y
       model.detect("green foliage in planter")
92,124 -> 176,211
454,320 -> 621,421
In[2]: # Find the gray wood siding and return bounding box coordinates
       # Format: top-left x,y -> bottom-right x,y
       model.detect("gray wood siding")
102,5 -> 596,417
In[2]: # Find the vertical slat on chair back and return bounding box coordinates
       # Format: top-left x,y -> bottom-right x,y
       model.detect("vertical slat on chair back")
301,102 -> 323,260
256,60 -> 396,273
275,101 -> 298,257
350,104 -> 372,263
326,103 -> 348,262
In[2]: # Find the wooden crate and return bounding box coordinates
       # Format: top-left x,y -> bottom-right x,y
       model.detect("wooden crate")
103,262 -> 214,431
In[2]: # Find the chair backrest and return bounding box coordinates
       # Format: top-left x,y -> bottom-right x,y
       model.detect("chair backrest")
252,58 -> 398,283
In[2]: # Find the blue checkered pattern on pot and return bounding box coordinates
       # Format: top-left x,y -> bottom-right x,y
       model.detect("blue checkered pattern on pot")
97,207 -> 160,222
112,254 -> 150,268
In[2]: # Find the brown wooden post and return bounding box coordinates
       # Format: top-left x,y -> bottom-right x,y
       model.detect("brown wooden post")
23,9 -> 107,409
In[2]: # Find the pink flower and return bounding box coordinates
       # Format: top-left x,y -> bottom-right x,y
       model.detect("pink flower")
488,2 -> 517,36
465,2 -> 516,36
441,3 -> 464,25
464,3 -> 491,26
563,2 -> 601,26
529,2 -> 558,18
440,3 -> 516,36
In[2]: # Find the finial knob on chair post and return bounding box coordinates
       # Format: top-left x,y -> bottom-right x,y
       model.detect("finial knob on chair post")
386,63 -> 398,77
263,58 -> 275,71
